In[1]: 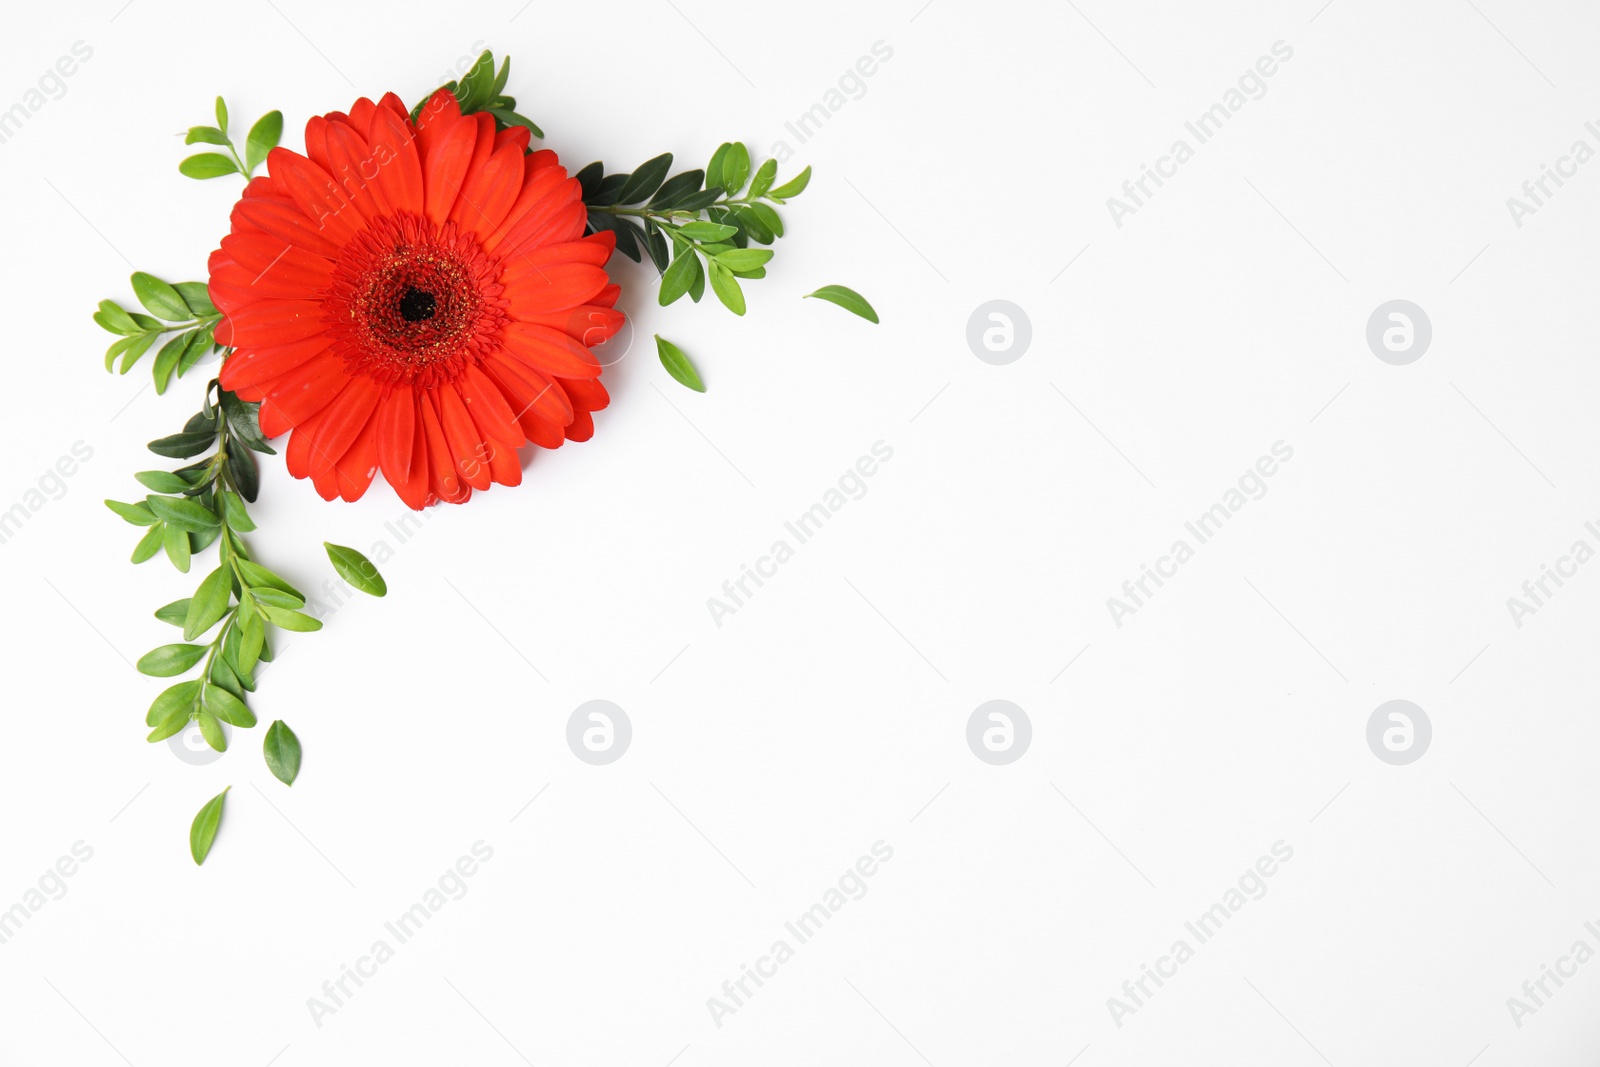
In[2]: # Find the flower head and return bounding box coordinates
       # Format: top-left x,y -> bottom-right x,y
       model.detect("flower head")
209,90 -> 620,508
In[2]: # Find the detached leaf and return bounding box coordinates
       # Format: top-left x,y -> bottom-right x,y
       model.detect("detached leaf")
137,643 -> 207,678
189,787 -> 230,865
245,111 -> 282,173
654,335 -> 706,393
263,721 -> 302,786
180,153 -> 239,180
131,272 -> 190,321
805,285 -> 879,324
324,543 -> 387,597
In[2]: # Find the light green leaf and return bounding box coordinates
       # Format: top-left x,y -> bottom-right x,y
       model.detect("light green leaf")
203,683 -> 256,728
658,248 -> 701,307
196,709 -> 227,752
131,272 -> 190,321
132,524 -> 166,564
767,164 -> 812,200
324,542 -> 387,597
235,559 -> 302,598
675,221 -> 738,242
804,284 -> 879,324
184,567 -> 231,640
189,786 -> 229,865
105,499 -> 158,526
163,522 -> 191,573
245,111 -> 282,173
748,158 -> 777,199
179,153 -> 239,180
707,263 -> 746,316
155,598 -> 191,626
259,604 -> 322,632
654,335 -> 706,393
146,679 -> 201,727
714,248 -> 773,272
185,126 -> 229,146
137,643 -> 207,678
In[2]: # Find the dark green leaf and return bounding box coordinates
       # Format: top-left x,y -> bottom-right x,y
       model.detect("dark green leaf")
131,272 -> 190,321
655,335 -> 706,393
649,168 -> 704,208
245,111 -> 282,173
675,189 -> 725,212
263,721 -> 302,786
804,284 -> 880,324
587,173 -> 629,208
732,205 -> 775,244
135,471 -> 189,493
324,542 -> 387,596
148,431 -> 216,459
220,390 -> 277,455
644,221 -> 670,273
190,787 -> 229,865
137,643 -> 207,678
618,153 -> 673,205
484,107 -> 543,139
455,51 -> 496,111
227,445 -> 259,502
575,161 -> 604,199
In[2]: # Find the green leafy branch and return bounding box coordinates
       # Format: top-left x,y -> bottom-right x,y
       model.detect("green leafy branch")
581,143 -> 810,316
409,50 -> 543,139
180,95 -> 282,181
95,273 -> 224,395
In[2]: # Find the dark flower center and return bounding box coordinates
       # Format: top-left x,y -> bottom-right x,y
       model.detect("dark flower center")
399,287 -> 437,323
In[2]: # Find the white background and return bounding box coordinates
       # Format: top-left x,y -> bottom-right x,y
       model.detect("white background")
2,0 -> 1599,1064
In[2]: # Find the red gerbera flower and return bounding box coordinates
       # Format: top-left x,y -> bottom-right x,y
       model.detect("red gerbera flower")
209,89 -> 621,509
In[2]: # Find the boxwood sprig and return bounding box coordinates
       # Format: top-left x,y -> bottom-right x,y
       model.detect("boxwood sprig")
409,50 -> 544,139
94,272 -> 224,396
580,143 -> 811,317
179,95 -> 282,181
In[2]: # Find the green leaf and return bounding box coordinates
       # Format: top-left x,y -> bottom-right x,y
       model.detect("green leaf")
747,201 -> 784,238
105,499 -> 158,526
259,604 -> 323,632
732,205 -> 775,245
174,281 -> 218,317
137,643 -> 208,678
147,495 -> 219,532
214,96 -> 228,134
707,263 -> 746,315
146,679 -> 201,726
180,153 -> 239,180
706,143 -> 732,192
227,445 -> 259,503
618,153 -> 673,205
189,787 -> 229,865
324,542 -> 387,597
455,51 -> 496,111
134,471 -> 190,493
203,683 -> 256,728
748,158 -> 778,199
263,721 -> 302,786
250,588 -> 305,610
575,161 -> 604,199
95,299 -> 140,335
676,221 -> 738,242
151,333 -> 187,395
163,523 -> 192,573
152,600 -> 189,628
184,567 -> 232,640
235,559 -> 303,598
650,169 -> 704,208
146,713 -> 191,743
196,709 -> 227,752
177,326 -> 214,376
245,111 -> 282,173
237,614 -> 265,676
132,524 -> 166,564
804,284 -> 879,324
131,272 -> 190,321
767,164 -> 812,200
654,335 -> 706,393
658,249 -> 701,307
220,391 -> 277,455
221,490 -> 255,532
185,126 -> 230,146
714,248 -> 774,272
484,107 -> 543,139
148,430 -> 215,459
722,143 -> 751,195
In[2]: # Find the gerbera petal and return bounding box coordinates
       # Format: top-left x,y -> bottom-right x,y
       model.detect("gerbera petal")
415,89 -> 461,160
388,395 -> 433,510
285,406 -> 330,479
451,140 -> 525,240
458,363 -> 527,449
258,356 -> 349,438
502,321 -> 602,379
375,387 -> 415,487
324,121 -> 386,221
333,417 -> 379,502
559,376 -> 610,413
231,194 -> 345,259
376,91 -> 409,124
367,106 -> 425,215
218,335 -> 331,394
497,201 -> 588,257
437,384 -> 491,491
481,354 -> 573,426
420,393 -> 470,504
489,181 -> 584,254
494,126 -> 531,154
221,299 -> 327,347
347,97 -> 376,136
503,263 -> 610,318
308,376 -> 382,480
268,147 -> 365,244
487,166 -> 571,249
485,436 -> 523,487
565,408 -> 595,442
218,233 -> 333,287
422,114 -> 477,227
500,236 -> 615,283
